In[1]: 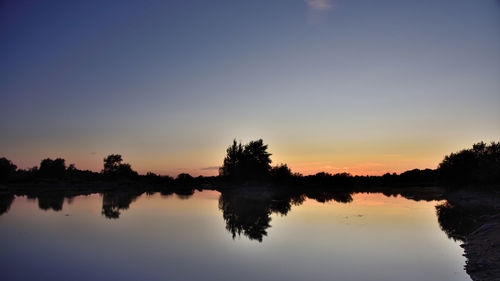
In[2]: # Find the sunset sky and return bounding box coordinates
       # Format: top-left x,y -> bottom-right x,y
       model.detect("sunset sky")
1,0 -> 499,176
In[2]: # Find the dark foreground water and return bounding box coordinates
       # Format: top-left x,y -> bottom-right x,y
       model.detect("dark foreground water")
0,189 -> 470,281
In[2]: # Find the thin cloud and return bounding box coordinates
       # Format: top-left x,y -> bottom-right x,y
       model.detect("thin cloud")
305,0 -> 334,11
304,0 -> 334,25
202,166 -> 220,171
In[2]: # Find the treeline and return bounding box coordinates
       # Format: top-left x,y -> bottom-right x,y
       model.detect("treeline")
218,139 -> 499,188
438,141 -> 500,185
0,154 -> 207,185
0,140 -> 498,188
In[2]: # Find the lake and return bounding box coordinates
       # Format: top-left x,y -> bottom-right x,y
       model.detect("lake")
0,188 -> 470,281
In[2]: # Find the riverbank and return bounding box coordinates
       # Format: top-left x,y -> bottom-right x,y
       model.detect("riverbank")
465,218 -> 500,281
446,190 -> 500,281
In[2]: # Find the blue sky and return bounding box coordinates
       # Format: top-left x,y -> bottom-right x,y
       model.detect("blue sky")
1,0 -> 499,176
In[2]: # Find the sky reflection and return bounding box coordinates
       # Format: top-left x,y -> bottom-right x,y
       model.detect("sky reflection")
0,190 -> 470,281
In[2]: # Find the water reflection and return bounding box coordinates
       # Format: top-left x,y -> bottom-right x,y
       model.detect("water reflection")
436,202 -> 476,242
0,186 -> 486,245
304,189 -> 353,203
435,198 -> 497,243
172,187 -> 195,199
0,193 -> 15,215
219,190 -> 272,242
218,188 -> 355,241
1,187 -> 474,281
101,187 -> 196,218
36,192 -> 66,211
101,190 -> 143,219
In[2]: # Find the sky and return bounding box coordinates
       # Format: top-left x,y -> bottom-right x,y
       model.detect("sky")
1,0 -> 499,176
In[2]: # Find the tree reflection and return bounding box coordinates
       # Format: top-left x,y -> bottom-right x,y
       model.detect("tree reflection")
160,189 -> 175,198
218,190 -> 272,242
101,187 -> 195,219
37,192 -> 65,211
6,184 -> 493,250
173,187 -> 195,200
436,202 -> 475,241
101,190 -> 143,219
218,188 -> 354,242
435,200 -> 496,242
0,193 -> 15,215
304,189 -> 353,203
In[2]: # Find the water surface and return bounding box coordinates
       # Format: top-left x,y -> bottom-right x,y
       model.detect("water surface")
0,189 -> 470,281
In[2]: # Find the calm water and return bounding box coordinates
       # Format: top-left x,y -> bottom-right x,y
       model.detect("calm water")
0,189 -> 470,281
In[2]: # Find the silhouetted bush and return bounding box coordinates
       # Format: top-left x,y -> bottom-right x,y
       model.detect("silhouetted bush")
438,141 -> 500,186
38,158 -> 66,179
399,169 -> 437,184
66,164 -> 101,182
0,157 -> 17,182
269,164 -> 293,183
305,172 -> 353,186
175,173 -> 193,184
13,167 -> 38,182
142,172 -> 174,184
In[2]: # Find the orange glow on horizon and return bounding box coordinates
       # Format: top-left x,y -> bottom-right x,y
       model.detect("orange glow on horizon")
9,156 -> 440,177
5,137 -> 456,177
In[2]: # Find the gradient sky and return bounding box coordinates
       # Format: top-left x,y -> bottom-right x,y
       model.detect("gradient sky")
1,0 -> 499,176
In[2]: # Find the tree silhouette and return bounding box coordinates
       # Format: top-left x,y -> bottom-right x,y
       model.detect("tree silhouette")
220,139 -> 272,181
102,154 -> 138,180
38,158 -> 66,179
176,173 -> 193,182
438,141 -> 500,185
243,139 -> 272,180
0,157 -> 17,182
103,154 -> 123,174
221,139 -> 245,179
269,163 -> 293,183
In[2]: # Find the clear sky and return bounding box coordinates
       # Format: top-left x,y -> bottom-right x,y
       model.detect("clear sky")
1,0 -> 499,176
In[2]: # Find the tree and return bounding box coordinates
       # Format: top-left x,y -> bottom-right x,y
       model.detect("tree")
220,139 -> 244,179
39,158 -> 66,179
243,139 -> 272,179
0,157 -> 17,182
103,154 -> 123,174
176,173 -> 193,184
269,163 -> 292,182
438,141 -> 500,185
220,139 -> 272,181
102,154 -> 138,180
